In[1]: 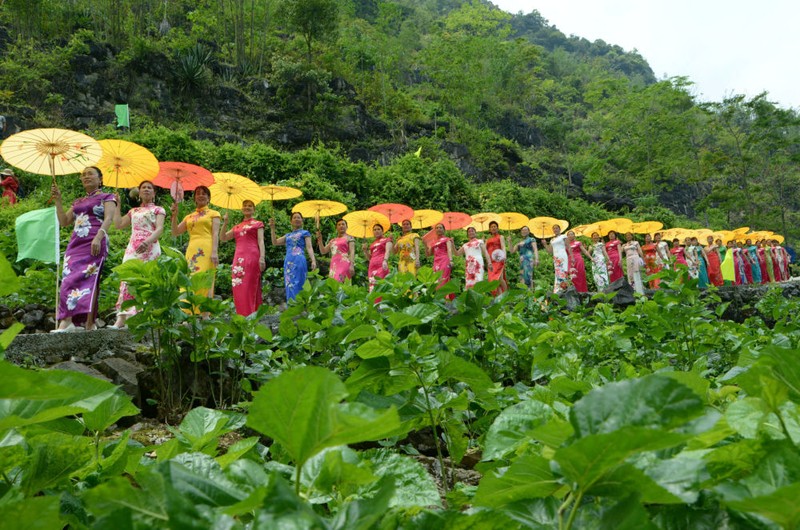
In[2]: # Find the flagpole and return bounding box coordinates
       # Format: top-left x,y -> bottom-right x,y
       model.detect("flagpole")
53,207 -> 60,331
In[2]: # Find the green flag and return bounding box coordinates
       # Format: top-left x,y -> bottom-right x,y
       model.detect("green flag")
115,104 -> 130,128
15,207 -> 59,264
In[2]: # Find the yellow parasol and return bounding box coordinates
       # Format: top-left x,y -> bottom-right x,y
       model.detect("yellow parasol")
469,212 -> 501,232
597,218 -> 634,236
292,200 -> 348,228
368,203 -> 414,224
0,128 -> 103,185
528,217 -> 569,239
732,226 -> 750,236
95,139 -> 159,188
573,223 -> 603,238
343,210 -> 391,239
773,234 -> 785,243
408,209 -> 443,230
261,185 -> 302,203
209,172 -> 263,210
631,221 -> 664,235
497,212 -> 529,231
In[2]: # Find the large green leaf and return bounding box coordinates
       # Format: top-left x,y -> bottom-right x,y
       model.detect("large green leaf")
569,375 -> 704,437
0,362 -> 121,430
22,432 -> 94,496
171,406 -> 246,455
247,366 -> 401,470
554,427 -> 690,491
483,399 -> 557,461
598,494 -> 658,530
725,483 -> 800,529
354,331 -> 395,359
83,473 -> 168,524
160,453 -> 248,507
363,449 -> 441,509
473,454 -> 561,507
0,496 -> 61,530
82,393 -> 139,433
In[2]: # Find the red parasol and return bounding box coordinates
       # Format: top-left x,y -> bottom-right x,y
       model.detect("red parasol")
153,161 -> 215,201
439,212 -> 473,231
368,203 -> 414,224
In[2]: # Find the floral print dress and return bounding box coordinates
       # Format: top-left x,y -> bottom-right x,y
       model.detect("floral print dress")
183,206 -> 221,297
284,229 -> 312,301
232,219 -> 264,315
551,234 -> 569,293
116,203 -> 165,316
58,190 -> 116,323
463,239 -> 485,289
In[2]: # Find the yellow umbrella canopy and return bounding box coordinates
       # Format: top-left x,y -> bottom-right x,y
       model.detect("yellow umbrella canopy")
496,212 -> 529,231
732,226 -> 750,235
408,209 -> 443,230
528,217 -> 569,239
597,217 -> 634,236
0,128 -> 103,184
292,200 -> 348,226
261,185 -> 302,203
572,223 -> 603,238
343,210 -> 391,239
773,234 -> 785,243
468,212 -> 500,232
209,172 -> 263,210
631,221 -> 664,235
95,139 -> 159,188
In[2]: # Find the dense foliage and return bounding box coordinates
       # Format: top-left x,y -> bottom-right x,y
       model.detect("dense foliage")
2,251 -> 800,528
0,0 -> 798,242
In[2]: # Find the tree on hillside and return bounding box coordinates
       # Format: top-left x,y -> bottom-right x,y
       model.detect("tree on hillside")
280,0 -> 339,62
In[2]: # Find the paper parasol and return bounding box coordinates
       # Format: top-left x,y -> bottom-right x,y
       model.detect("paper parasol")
153,161 -> 215,202
209,172 -> 263,210
528,217 -> 569,239
631,221 -> 664,235
732,226 -> 750,235
772,234 -> 785,243
293,200 -> 348,227
368,203 -> 414,224
468,212 -> 501,232
0,128 -> 102,184
573,223 -> 603,237
261,185 -> 302,203
408,209 -> 443,230
497,212 -> 529,231
95,139 -> 159,188
343,210 -> 391,239
597,218 -> 634,236
439,212 -> 472,231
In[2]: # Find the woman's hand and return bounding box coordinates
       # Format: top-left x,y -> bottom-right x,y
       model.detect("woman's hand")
259,257 -> 266,272
91,234 -> 103,256
211,253 -> 219,267
51,184 -> 61,202
170,203 -> 178,217
136,240 -> 151,254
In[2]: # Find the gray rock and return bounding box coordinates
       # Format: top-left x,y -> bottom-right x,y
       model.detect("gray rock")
20,309 -> 45,328
93,357 -> 144,399
49,360 -> 111,382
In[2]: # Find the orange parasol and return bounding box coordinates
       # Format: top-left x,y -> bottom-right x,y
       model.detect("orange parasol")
631,221 -> 664,235
153,161 -> 215,202
96,139 -> 159,188
0,128 -> 102,185
469,212 -> 501,232
368,203 -> 414,224
209,172 -> 263,210
529,217 -> 569,239
408,209 -> 443,230
292,200 -> 348,228
497,212 -> 529,231
439,212 -> 473,231
343,210 -> 392,239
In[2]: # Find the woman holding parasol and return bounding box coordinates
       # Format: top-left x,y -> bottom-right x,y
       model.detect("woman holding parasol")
270,212 -> 316,301
170,185 -> 221,299
51,166 -> 116,332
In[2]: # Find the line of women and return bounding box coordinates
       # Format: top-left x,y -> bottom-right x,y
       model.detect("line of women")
47,170 -> 794,332
543,227 -> 791,296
